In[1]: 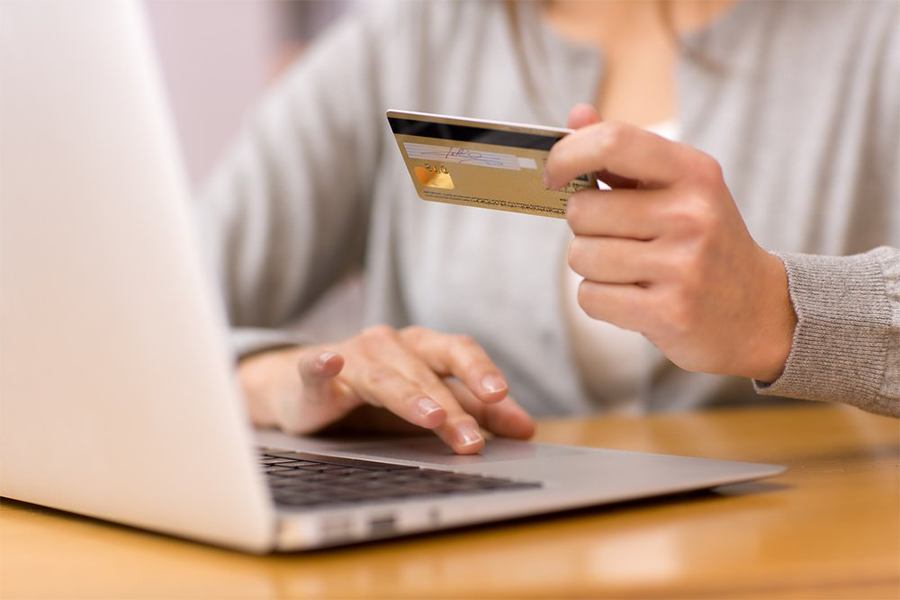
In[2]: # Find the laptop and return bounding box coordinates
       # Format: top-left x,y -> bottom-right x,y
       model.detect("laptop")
0,0 -> 784,553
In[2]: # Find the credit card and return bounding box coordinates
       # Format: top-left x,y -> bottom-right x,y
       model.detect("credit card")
387,109 -> 597,219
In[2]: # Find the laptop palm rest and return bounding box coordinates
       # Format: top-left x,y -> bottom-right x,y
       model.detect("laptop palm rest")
254,429 -> 582,466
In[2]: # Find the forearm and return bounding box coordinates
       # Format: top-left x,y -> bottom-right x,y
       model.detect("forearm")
755,246 -> 900,417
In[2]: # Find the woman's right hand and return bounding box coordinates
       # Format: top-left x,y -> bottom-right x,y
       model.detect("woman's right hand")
238,325 -> 535,454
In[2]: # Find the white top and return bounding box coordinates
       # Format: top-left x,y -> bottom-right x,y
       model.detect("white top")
563,120 -> 680,412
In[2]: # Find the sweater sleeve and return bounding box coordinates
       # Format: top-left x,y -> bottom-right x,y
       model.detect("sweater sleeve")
192,5 -> 388,358
755,247 -> 900,417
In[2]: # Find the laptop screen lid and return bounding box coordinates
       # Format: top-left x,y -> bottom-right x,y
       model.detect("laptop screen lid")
0,0 -> 273,552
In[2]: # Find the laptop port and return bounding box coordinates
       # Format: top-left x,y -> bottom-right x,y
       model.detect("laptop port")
369,514 -> 397,536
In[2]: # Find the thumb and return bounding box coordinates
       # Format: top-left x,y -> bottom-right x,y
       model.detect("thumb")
566,103 -> 600,130
297,350 -> 346,403
565,104 -> 640,190
275,350 -> 357,434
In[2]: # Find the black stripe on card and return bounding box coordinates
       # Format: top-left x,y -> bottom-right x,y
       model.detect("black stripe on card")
388,117 -> 562,151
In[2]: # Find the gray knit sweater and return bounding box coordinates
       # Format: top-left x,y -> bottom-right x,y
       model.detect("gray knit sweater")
196,0 -> 900,418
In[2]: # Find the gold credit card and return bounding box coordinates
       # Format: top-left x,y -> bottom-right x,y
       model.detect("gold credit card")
387,109 -> 596,219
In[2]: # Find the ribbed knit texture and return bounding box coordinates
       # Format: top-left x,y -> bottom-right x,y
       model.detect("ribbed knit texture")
756,249 -> 899,416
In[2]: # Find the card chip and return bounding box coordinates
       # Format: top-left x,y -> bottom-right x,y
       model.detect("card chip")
414,165 -> 455,189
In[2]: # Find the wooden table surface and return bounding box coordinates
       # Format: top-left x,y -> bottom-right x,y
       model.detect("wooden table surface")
2,404 -> 898,599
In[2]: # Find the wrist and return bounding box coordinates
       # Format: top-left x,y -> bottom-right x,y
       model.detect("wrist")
238,346 -> 305,426
745,251 -> 797,383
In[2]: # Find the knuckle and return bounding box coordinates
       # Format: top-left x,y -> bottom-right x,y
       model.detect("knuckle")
446,414 -> 480,430
688,225 -> 717,255
690,152 -> 724,184
400,325 -> 427,341
451,333 -> 478,350
663,288 -> 698,335
596,122 -> 627,155
665,245 -> 703,284
401,391 -> 430,408
656,247 -> 683,277
567,237 -> 588,273
666,202 -> 693,231
694,204 -> 720,233
576,280 -> 601,319
360,324 -> 396,342
670,193 -> 717,235
366,366 -> 398,386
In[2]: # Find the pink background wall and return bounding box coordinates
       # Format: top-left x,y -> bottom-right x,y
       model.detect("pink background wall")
145,1 -> 351,189
144,1 -> 361,339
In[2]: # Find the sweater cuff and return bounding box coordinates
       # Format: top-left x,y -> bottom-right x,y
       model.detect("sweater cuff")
230,328 -> 309,362
754,249 -> 895,415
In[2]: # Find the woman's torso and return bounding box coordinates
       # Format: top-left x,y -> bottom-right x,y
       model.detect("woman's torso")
356,0 -> 899,416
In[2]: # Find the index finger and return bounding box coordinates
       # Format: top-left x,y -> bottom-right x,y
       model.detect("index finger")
544,121 -> 688,190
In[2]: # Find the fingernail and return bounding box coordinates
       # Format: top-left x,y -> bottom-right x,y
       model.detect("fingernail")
456,423 -> 483,447
481,374 -> 507,394
416,397 -> 443,418
316,351 -> 337,368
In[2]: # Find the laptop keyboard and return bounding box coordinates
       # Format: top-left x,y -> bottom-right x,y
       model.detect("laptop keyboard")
259,448 -> 542,509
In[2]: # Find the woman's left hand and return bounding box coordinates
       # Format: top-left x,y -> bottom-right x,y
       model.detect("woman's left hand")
545,104 -> 796,383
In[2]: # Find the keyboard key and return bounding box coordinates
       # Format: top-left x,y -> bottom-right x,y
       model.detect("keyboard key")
258,447 -> 542,509
264,466 -> 300,473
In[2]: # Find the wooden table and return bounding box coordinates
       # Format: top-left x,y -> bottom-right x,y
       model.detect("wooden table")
2,405 -> 898,599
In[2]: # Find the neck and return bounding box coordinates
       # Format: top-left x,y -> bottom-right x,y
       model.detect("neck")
543,0 -> 735,49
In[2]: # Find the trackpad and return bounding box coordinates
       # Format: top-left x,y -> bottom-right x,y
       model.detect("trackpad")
340,437 -> 582,466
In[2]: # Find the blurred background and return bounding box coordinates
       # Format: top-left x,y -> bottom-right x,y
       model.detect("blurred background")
145,0 -> 361,340
145,0 -> 354,188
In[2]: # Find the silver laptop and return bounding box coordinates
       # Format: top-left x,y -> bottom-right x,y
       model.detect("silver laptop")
0,1 -> 784,553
